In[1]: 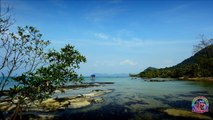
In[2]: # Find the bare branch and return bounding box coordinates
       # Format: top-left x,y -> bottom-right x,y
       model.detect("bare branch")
193,35 -> 213,54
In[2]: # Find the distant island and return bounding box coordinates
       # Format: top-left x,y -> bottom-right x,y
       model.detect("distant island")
130,45 -> 213,80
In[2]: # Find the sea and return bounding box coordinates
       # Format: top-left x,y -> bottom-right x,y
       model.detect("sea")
2,77 -> 213,120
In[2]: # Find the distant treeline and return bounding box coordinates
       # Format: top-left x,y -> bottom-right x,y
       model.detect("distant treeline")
131,45 -> 213,78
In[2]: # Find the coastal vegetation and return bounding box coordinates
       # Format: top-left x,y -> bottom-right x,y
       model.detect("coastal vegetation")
134,39 -> 213,79
0,7 -> 86,119
1,1 -> 213,120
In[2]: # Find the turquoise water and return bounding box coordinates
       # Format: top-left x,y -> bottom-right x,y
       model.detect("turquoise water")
54,77 -> 213,120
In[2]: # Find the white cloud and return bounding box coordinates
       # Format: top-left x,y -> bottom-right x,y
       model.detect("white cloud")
94,37 -> 194,48
94,33 -> 109,39
85,6 -> 126,22
68,35 -> 194,50
120,59 -> 137,66
153,4 -> 190,23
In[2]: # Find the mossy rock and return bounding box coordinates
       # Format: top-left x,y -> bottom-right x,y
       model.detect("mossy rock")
41,98 -> 60,110
68,98 -> 91,109
164,109 -> 211,120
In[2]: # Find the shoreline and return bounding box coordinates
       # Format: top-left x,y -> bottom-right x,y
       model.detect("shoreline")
133,77 -> 213,82
178,77 -> 213,82
1,81 -> 114,96
0,82 -> 114,119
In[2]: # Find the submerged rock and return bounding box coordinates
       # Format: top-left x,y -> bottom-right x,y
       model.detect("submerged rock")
126,103 -> 144,112
91,97 -> 104,104
164,109 -> 212,120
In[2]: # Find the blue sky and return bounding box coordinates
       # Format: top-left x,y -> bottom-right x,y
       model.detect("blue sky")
2,0 -> 213,75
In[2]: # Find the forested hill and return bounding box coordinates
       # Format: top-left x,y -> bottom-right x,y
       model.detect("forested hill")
138,45 -> 213,78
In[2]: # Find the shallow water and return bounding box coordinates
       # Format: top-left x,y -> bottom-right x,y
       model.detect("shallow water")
52,77 -> 213,120
3,77 -> 213,120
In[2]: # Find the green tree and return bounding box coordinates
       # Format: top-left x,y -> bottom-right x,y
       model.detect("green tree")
1,7 -> 87,119
0,25 -> 50,94
9,44 -> 86,120
0,26 -> 50,120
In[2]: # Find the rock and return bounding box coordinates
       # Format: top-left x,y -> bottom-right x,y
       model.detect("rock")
7,105 -> 16,111
38,89 -> 112,110
41,98 -> 60,110
12,99 -> 19,104
41,98 -> 56,104
0,101 -> 11,111
60,101 -> 70,107
68,98 -> 91,109
58,107 -> 66,110
92,89 -> 105,92
164,109 -> 212,120
83,93 -> 97,98
125,103 -> 144,112
0,88 -> 112,114
37,114 -> 56,119
54,90 -> 62,93
0,101 -> 9,106
76,94 -> 84,98
0,105 -> 9,110
92,82 -> 114,84
83,89 -> 113,98
91,98 -> 103,103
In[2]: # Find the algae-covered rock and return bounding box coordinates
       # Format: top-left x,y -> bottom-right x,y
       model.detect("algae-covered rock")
164,109 -> 212,120
41,98 -> 60,110
7,105 -> 16,111
60,101 -> 70,107
0,101 -> 12,111
91,97 -> 103,104
39,89 -> 112,110
0,89 -> 112,113
125,103 -> 144,112
0,101 -> 9,106
0,105 -> 9,111
41,98 -> 57,104
68,98 -> 91,109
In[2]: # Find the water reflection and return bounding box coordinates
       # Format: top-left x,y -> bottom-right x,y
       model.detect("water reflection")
52,77 -> 213,120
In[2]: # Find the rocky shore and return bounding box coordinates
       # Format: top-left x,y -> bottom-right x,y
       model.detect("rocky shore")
0,82 -> 114,119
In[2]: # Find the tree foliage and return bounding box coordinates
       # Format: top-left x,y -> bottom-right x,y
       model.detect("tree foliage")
0,7 -> 87,120
0,6 -> 15,34
0,26 -> 50,92
9,44 -> 86,119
